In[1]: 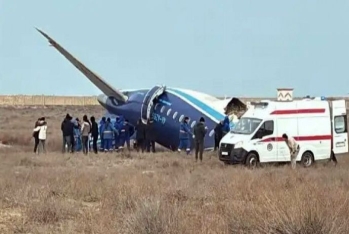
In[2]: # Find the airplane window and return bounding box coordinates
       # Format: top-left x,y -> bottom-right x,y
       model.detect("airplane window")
209,129 -> 215,137
160,106 -> 166,113
179,115 -> 184,122
167,108 -> 172,116
154,103 -> 159,110
191,121 -> 196,128
173,112 -> 178,119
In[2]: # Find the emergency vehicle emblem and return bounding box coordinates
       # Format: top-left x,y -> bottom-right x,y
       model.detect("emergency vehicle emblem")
267,143 -> 273,151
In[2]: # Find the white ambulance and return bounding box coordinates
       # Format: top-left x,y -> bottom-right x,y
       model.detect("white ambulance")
219,99 -> 348,167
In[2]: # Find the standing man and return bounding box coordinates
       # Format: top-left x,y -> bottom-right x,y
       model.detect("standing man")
178,116 -> 191,154
114,116 -> 122,149
33,117 -> 41,154
81,115 -> 91,155
214,120 -> 224,151
90,116 -> 99,154
282,133 -> 300,169
99,117 -> 106,151
145,118 -> 156,153
135,119 -> 146,153
222,115 -> 230,136
119,119 -> 133,151
103,117 -> 117,152
61,114 -> 74,153
193,117 -> 207,162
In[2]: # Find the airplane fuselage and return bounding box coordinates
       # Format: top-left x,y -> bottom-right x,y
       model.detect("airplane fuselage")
98,88 -> 226,150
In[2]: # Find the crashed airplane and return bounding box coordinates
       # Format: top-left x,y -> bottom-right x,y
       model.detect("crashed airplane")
37,28 -> 247,150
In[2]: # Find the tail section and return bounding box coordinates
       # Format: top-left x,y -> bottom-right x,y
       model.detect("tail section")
36,28 -> 128,104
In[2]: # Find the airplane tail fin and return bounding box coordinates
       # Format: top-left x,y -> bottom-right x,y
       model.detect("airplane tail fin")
36,28 -> 128,104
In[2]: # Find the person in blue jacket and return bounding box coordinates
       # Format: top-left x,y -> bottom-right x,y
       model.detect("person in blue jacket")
99,117 -> 106,151
119,119 -> 134,150
222,115 -> 230,135
103,117 -> 118,152
178,116 -> 192,154
73,118 -> 82,152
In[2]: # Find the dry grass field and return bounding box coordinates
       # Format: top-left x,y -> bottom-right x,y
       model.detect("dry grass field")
0,106 -> 349,233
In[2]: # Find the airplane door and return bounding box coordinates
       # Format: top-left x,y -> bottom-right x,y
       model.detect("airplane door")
331,100 -> 348,154
141,85 -> 166,124
253,120 -> 277,162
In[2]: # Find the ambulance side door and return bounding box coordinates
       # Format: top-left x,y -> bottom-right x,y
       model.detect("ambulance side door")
332,100 -> 348,154
252,120 -> 277,162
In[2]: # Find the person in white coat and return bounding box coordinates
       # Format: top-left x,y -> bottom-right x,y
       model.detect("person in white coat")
33,117 -> 47,154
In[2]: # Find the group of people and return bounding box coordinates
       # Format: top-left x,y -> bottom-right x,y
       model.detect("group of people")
61,114 -> 98,154
213,116 -> 232,151
60,114 -> 158,154
177,116 -> 209,162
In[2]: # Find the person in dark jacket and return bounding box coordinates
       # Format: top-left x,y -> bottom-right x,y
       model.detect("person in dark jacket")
145,118 -> 156,153
193,117 -> 207,162
99,117 -> 106,151
33,117 -> 41,153
214,121 -> 224,151
135,119 -> 146,153
61,114 -> 74,153
114,116 -> 122,149
90,116 -> 99,154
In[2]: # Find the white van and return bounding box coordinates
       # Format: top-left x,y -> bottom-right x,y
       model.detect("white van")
219,99 -> 348,167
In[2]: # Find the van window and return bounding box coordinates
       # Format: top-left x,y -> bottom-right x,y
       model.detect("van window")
231,117 -> 262,134
253,120 -> 274,139
167,109 -> 172,116
334,115 -> 348,133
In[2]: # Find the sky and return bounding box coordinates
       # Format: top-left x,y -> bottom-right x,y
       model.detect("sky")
0,0 -> 349,97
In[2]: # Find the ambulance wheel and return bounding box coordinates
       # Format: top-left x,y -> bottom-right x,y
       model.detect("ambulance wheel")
245,152 -> 259,169
301,151 -> 314,168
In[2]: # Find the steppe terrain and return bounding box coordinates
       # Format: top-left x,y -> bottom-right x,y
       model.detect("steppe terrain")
0,106 -> 348,233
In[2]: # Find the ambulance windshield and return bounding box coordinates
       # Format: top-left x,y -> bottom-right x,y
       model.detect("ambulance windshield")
231,117 -> 262,135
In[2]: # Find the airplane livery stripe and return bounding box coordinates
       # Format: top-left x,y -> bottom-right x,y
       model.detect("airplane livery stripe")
167,88 -> 225,121
259,135 -> 332,142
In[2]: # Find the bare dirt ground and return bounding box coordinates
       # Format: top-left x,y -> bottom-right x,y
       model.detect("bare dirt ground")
0,106 -> 348,233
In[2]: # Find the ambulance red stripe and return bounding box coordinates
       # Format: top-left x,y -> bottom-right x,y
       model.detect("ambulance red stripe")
270,108 -> 326,115
260,135 -> 332,142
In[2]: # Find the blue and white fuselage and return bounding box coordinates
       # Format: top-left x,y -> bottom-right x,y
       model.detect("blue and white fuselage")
36,28 -> 242,151
98,87 -> 229,150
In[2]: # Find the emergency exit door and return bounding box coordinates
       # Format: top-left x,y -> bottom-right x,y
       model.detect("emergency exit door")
331,100 -> 348,154
141,85 -> 166,124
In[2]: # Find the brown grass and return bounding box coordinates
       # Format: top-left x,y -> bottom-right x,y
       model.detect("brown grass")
0,106 -> 349,233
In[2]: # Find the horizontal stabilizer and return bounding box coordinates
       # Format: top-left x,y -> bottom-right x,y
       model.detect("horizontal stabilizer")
36,28 -> 128,103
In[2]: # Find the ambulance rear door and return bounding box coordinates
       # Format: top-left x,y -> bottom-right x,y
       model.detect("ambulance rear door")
331,100 -> 348,154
